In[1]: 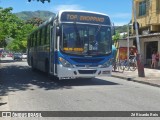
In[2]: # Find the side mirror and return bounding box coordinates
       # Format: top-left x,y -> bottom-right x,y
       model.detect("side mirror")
56,27 -> 62,36
56,27 -> 60,36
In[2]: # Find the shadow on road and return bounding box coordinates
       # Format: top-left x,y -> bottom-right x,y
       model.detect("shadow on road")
0,102 -> 7,106
0,63 -> 119,96
0,59 -> 15,63
0,59 -> 26,63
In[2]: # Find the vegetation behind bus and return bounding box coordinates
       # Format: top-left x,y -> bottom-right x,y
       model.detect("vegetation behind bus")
0,6 -> 127,52
0,7 -> 38,52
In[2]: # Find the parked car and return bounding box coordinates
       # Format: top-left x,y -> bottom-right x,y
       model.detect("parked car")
22,53 -> 27,59
7,53 -> 13,57
12,53 -> 22,60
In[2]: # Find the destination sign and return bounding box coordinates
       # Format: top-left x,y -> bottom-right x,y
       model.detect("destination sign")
60,12 -> 111,25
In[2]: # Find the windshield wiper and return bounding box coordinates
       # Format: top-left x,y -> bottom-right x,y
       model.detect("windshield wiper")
73,22 -> 81,46
95,24 -> 102,37
93,25 -> 102,49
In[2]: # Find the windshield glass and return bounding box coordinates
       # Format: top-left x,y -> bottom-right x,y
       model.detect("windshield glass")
60,24 -> 112,56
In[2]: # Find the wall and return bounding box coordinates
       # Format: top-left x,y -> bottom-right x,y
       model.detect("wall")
133,0 -> 160,33
118,39 -> 134,48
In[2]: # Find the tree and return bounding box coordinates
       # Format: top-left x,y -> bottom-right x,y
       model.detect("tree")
28,0 -> 50,3
26,17 -> 44,26
112,32 -> 120,43
0,7 -> 35,51
0,7 -> 15,47
7,24 -> 35,52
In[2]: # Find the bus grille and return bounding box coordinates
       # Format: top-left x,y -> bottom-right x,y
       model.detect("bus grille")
71,58 -> 104,63
78,70 -> 97,74
76,65 -> 98,67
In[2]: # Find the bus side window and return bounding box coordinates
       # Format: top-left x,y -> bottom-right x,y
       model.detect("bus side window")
27,37 -> 30,48
30,35 -> 32,47
44,26 -> 47,45
37,29 -> 42,46
37,31 -> 40,46
46,24 -> 50,44
36,32 -> 38,46
42,27 -> 45,45
33,33 -> 37,47
31,34 -> 34,47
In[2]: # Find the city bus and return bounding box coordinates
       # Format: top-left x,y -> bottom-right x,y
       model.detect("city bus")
27,10 -> 113,80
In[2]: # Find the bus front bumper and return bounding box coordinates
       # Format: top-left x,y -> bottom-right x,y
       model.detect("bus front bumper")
57,65 -> 112,79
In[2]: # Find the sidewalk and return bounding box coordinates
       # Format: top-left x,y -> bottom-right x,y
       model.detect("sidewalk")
112,68 -> 160,87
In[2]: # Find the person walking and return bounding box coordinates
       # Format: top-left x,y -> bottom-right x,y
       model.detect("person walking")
129,49 -> 135,60
151,51 -> 156,69
156,51 -> 159,68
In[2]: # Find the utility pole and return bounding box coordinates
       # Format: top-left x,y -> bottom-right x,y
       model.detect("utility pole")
127,23 -> 131,62
132,0 -> 145,77
127,24 -> 129,62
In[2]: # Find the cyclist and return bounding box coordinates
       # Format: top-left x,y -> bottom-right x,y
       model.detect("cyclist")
129,48 -> 137,62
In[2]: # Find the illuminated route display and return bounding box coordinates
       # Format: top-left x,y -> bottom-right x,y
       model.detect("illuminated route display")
60,12 -> 111,25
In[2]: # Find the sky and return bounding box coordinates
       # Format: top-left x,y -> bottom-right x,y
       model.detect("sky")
0,0 -> 132,26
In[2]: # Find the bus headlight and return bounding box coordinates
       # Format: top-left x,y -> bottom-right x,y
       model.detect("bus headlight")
59,57 -> 73,68
100,59 -> 112,68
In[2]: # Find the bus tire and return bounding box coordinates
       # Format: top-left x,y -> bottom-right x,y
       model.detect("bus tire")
82,78 -> 93,80
31,57 -> 35,71
45,59 -> 49,76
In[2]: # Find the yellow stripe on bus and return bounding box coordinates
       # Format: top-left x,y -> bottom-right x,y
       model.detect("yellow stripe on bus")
63,48 -> 84,52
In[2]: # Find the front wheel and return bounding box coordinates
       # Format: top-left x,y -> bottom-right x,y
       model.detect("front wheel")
129,62 -> 137,71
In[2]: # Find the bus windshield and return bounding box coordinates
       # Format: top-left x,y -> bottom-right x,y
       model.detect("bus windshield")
61,23 -> 112,56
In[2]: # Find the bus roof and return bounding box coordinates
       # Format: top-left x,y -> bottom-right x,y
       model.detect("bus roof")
58,10 -> 111,25
28,10 -> 111,36
58,10 -> 109,17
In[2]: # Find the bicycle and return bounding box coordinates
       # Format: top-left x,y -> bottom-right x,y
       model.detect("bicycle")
112,59 -> 125,73
121,58 -> 137,71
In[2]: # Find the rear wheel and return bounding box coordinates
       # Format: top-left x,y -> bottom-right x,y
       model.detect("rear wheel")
76,78 -> 93,80
31,58 -> 35,71
45,60 -> 49,75
129,62 -> 137,71
118,62 -> 125,73
85,78 -> 93,80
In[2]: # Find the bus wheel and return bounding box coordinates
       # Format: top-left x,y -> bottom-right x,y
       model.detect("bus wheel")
45,60 -> 49,75
85,78 -> 93,80
53,76 -> 59,81
31,58 -> 35,71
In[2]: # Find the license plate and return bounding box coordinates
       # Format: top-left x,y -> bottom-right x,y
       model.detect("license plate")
102,71 -> 110,74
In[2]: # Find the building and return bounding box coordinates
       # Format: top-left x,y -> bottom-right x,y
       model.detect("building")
131,0 -> 160,66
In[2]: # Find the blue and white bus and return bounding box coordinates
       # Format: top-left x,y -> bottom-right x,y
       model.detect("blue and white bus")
27,10 -> 113,80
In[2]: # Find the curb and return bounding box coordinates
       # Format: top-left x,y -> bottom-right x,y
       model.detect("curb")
112,75 -> 160,88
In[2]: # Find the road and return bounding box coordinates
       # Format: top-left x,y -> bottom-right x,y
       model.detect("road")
0,57 -> 160,120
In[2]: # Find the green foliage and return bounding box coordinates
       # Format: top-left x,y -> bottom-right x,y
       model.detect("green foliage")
112,32 -> 120,43
26,17 -> 44,26
0,7 -> 35,52
0,7 -> 14,45
115,25 -> 128,33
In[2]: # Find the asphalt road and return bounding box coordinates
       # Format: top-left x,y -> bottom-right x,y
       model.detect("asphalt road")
0,57 -> 160,120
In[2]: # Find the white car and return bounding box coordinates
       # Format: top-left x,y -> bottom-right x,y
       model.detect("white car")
22,53 -> 27,59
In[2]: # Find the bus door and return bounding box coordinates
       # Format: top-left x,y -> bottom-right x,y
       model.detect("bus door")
49,23 -> 57,76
